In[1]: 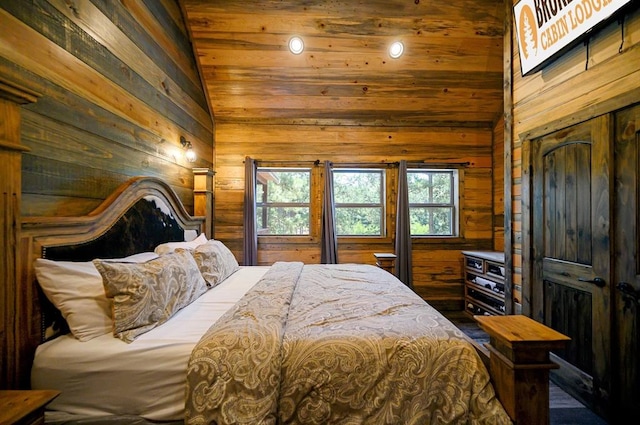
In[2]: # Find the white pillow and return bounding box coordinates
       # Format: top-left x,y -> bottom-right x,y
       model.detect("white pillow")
154,233 -> 208,255
34,252 -> 158,342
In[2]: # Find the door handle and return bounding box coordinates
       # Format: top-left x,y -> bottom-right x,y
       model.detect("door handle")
617,282 -> 640,304
578,277 -> 606,287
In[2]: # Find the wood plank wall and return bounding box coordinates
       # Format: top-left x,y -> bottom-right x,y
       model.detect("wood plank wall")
0,0 -> 213,217
215,123 -> 497,310
0,0 -> 211,389
509,3 -> 640,312
493,114 -> 505,252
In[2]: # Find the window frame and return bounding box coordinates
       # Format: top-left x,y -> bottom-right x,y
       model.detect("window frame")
406,168 -> 460,238
252,163 -> 464,244
255,167 -> 312,237
332,167 -> 387,237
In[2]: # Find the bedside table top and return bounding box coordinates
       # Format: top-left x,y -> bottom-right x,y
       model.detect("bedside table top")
0,390 -> 60,424
462,250 -> 504,262
373,252 -> 396,259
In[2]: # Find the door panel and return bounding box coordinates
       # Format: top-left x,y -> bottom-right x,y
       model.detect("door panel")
531,116 -> 612,418
614,104 -> 640,417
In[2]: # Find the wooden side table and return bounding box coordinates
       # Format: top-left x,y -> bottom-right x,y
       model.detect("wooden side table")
474,315 -> 570,425
373,252 -> 396,274
0,390 -> 60,425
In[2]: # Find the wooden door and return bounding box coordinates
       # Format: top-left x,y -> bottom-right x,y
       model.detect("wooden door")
531,116 -> 612,419
614,104 -> 640,417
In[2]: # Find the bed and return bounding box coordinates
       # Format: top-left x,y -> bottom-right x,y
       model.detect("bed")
16,176 -> 562,424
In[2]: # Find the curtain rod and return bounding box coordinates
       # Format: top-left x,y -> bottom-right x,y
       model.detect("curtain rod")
248,159 -> 471,168
408,161 -> 471,168
332,161 -> 471,168
245,159 -> 321,165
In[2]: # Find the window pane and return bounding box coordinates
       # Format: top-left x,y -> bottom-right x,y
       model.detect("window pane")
407,169 -> 457,237
335,207 -> 382,235
410,207 -> 453,236
333,169 -> 385,236
430,207 -> 453,235
258,170 -> 310,203
257,206 -> 309,235
431,173 -> 452,203
256,168 -> 310,236
334,171 -> 381,203
408,172 -> 432,203
408,171 -> 452,204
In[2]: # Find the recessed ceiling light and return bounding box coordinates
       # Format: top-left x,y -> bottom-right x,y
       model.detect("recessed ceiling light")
389,41 -> 404,59
289,36 -> 304,54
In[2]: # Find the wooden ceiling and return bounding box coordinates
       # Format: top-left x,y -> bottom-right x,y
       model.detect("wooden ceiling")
180,0 -> 505,128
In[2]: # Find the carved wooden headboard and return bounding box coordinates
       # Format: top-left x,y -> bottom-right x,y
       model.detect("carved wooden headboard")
13,176 -> 205,389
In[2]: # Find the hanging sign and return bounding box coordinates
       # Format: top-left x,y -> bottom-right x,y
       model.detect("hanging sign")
514,0 -> 632,76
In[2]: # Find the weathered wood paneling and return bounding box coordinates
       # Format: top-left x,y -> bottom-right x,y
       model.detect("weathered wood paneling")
493,114 -> 505,252
0,1 -> 211,389
0,0 -> 212,217
215,123 -> 495,308
182,0 -> 504,127
180,0 -> 505,309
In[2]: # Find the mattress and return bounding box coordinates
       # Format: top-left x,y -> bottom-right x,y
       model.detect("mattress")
31,266 -> 270,422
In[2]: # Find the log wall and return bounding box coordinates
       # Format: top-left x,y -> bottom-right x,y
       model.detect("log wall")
0,0 -> 212,216
0,0 -> 211,389
493,114 -> 505,252
215,123 -> 498,310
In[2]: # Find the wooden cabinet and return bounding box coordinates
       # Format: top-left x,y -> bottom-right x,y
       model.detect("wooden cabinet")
0,390 -> 59,425
462,251 -> 505,317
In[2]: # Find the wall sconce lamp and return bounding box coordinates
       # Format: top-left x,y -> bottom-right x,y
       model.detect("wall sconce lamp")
180,136 -> 197,163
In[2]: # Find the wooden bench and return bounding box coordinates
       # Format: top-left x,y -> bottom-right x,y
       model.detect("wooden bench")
475,314 -> 571,425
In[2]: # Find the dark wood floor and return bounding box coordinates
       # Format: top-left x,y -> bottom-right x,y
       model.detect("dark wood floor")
444,311 -> 609,424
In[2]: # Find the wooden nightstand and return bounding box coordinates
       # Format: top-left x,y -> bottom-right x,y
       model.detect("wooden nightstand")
373,252 -> 396,274
0,390 -> 59,425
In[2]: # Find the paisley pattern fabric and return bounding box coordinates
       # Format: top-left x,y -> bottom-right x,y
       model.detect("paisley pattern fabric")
185,262 -> 512,425
94,250 -> 208,343
183,240 -> 240,288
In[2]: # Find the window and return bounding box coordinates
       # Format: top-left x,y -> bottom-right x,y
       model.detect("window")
333,169 -> 385,236
407,169 -> 458,236
256,168 -> 310,235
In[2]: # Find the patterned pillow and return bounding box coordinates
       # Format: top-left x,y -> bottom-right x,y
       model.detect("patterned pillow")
183,240 -> 239,288
93,250 -> 208,343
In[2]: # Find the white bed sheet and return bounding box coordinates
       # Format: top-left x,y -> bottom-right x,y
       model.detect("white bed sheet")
31,266 -> 269,421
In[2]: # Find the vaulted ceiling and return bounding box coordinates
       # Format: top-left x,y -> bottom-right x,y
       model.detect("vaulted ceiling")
180,0 -> 505,128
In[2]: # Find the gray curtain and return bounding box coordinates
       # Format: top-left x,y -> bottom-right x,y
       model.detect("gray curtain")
321,161 -> 338,264
395,160 -> 413,288
243,157 -> 258,265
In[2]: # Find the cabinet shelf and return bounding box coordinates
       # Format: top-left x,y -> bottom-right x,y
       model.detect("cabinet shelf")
462,251 -> 505,317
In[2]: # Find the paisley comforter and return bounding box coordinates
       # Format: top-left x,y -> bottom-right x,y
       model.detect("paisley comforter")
185,262 -> 511,425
